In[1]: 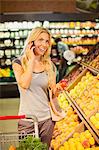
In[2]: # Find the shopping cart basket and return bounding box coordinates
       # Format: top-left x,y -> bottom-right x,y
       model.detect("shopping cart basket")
0,115 -> 39,150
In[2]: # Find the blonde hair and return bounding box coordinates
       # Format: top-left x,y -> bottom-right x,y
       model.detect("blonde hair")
22,27 -> 56,89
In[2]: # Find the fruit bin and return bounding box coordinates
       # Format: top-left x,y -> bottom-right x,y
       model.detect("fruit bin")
51,87 -> 99,150
64,91 -> 99,137
66,67 -> 99,116
81,45 -> 99,65
63,68 -> 99,143
60,90 -> 99,144
58,121 -> 99,150
66,68 -> 88,91
50,94 -> 91,150
66,66 -> 98,92
56,88 -> 72,112
51,106 -> 82,150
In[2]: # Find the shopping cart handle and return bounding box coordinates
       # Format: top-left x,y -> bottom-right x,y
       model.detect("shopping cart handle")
0,115 -> 38,122
0,115 -> 25,120
25,114 -> 38,122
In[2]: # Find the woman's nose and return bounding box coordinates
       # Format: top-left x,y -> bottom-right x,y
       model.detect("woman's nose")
42,41 -> 48,47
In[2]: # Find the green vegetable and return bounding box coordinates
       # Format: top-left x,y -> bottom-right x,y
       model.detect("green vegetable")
16,136 -> 48,150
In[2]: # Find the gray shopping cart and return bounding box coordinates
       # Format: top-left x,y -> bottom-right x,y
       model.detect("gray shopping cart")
0,115 -> 39,150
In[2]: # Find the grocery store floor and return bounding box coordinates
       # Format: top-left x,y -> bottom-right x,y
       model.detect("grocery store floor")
0,98 -> 19,133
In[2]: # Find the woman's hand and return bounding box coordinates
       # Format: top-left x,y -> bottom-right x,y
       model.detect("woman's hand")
52,83 -> 62,97
25,42 -> 36,62
21,42 -> 36,71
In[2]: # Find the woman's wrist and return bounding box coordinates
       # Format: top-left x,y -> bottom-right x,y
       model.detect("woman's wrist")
26,60 -> 34,72
28,58 -> 35,64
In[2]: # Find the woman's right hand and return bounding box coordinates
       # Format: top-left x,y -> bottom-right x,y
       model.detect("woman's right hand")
25,42 -> 36,62
21,42 -> 36,70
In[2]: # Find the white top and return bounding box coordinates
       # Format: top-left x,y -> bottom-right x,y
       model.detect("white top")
13,58 -> 51,122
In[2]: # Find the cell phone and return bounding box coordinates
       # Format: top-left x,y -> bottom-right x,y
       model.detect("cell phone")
31,41 -> 35,48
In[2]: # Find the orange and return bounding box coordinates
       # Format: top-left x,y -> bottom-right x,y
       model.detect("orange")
9,145 -> 16,150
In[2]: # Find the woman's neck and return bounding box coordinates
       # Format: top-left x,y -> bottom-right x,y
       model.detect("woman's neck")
35,56 -> 42,62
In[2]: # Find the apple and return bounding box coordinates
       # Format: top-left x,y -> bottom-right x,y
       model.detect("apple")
59,79 -> 68,88
82,139 -> 90,148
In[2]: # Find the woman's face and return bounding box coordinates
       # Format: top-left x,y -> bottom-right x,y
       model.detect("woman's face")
34,32 -> 50,56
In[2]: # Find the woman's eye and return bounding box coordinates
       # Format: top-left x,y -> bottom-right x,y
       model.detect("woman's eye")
39,38 -> 43,41
46,40 -> 49,43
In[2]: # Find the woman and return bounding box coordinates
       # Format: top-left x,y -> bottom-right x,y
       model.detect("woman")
12,27 -> 64,148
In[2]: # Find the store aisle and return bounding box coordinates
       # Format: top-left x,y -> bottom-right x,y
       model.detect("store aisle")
0,98 -> 19,133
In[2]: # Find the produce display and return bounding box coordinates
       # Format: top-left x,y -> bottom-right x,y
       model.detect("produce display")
57,92 -> 69,111
90,112 -> 99,130
82,44 -> 99,64
90,55 -> 99,70
59,129 -> 98,150
58,64 -> 84,90
51,66 -> 99,150
51,106 -> 80,150
0,67 -> 14,78
64,65 -> 83,87
71,46 -> 89,55
62,36 -> 98,45
69,72 -> 99,116
51,104 -> 99,149
0,67 -> 15,82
